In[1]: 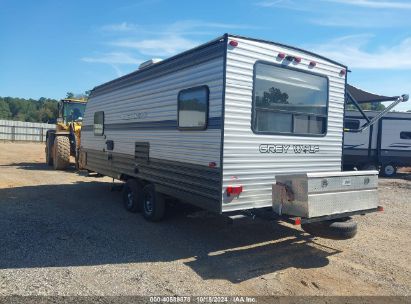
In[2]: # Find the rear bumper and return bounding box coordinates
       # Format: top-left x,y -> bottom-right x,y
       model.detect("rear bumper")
282,206 -> 383,225
225,205 -> 383,226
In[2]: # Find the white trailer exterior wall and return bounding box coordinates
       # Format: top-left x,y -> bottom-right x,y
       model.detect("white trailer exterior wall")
221,36 -> 346,211
81,38 -> 226,211
82,57 -> 224,163
81,34 -> 349,214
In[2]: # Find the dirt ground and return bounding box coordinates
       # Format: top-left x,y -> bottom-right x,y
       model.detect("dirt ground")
0,142 -> 410,296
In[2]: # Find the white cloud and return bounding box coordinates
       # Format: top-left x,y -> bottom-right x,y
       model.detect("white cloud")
100,20 -> 258,35
81,52 -> 143,77
100,22 -> 138,32
258,0 -> 411,9
103,19 -> 259,57
255,0 -> 314,11
323,0 -> 411,9
310,35 -> 411,69
308,13 -> 406,28
256,0 -> 411,27
167,20 -> 260,32
110,36 -> 199,57
256,0 -> 297,8
109,64 -> 124,77
94,19 -> 261,59
83,19 -> 260,77
81,52 -> 142,65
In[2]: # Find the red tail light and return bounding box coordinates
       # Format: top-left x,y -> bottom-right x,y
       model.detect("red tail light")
208,162 -> 217,168
294,57 -> 301,63
293,217 -> 301,225
229,40 -> 238,47
227,186 -> 243,196
340,69 -> 346,76
309,61 -> 316,67
277,52 -> 286,59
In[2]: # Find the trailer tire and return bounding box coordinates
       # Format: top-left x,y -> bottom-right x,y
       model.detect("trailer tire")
343,165 -> 355,171
381,163 -> 397,177
301,217 -> 357,240
361,163 -> 377,171
142,184 -> 166,222
53,136 -> 70,170
45,136 -> 54,166
122,179 -> 144,213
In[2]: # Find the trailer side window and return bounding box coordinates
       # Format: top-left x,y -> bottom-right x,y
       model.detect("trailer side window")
344,119 -> 360,130
252,62 -> 328,136
178,86 -> 209,130
94,111 -> 104,136
400,131 -> 411,140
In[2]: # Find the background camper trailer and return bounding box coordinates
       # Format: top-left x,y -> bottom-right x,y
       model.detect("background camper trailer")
79,34 -> 407,239
343,84 -> 411,177
344,110 -> 411,177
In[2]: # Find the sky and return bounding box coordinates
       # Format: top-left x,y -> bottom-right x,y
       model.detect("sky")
1,0 -> 410,111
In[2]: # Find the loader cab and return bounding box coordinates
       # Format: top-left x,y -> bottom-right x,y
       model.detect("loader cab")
58,99 -> 87,124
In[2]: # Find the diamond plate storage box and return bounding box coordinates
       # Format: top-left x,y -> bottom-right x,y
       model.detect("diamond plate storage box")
272,171 -> 379,218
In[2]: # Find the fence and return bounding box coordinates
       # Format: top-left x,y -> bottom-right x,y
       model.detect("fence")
0,120 -> 55,142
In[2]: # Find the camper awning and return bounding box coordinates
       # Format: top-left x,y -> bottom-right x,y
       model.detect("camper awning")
346,84 -> 399,103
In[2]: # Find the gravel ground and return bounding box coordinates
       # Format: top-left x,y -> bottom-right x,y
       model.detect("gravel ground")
0,142 -> 410,296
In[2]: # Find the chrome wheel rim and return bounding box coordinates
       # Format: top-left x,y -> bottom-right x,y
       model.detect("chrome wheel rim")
144,193 -> 153,214
126,191 -> 133,208
385,165 -> 394,176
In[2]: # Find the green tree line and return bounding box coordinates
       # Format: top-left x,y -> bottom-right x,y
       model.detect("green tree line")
0,93 -> 396,124
346,102 -> 385,111
0,96 -> 59,123
0,92 -> 90,123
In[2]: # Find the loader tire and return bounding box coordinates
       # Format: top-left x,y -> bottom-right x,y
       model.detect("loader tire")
301,217 -> 357,240
53,136 -> 70,170
45,136 -> 54,166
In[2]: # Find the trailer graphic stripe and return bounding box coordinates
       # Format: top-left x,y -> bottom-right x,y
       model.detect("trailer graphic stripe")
82,116 -> 221,132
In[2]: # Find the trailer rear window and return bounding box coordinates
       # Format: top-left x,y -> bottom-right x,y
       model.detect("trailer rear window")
178,86 -> 209,130
400,131 -> 411,140
94,111 -> 104,136
344,119 -> 360,130
252,62 -> 328,136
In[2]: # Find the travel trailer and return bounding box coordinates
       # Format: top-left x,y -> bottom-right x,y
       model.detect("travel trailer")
79,34 -> 407,239
344,109 -> 411,177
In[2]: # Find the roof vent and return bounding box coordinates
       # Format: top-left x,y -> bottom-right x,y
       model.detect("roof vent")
139,58 -> 162,70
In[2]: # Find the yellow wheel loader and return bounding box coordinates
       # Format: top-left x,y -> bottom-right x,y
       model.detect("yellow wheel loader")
45,98 -> 87,170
